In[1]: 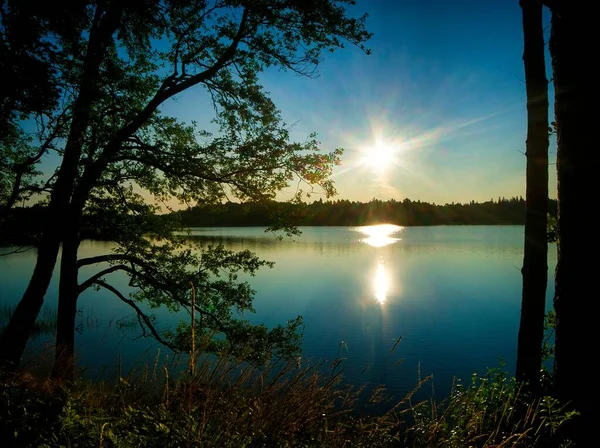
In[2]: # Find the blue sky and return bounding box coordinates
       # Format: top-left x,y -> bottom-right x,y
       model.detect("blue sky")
153,1 -> 555,205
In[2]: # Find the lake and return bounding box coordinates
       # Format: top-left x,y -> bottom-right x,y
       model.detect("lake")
0,225 -> 556,402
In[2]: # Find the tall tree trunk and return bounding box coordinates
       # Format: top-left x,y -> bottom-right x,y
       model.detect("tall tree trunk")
51,131 -> 101,380
515,0 -> 549,393
550,1 -> 594,443
51,210 -> 81,381
0,5 -> 124,371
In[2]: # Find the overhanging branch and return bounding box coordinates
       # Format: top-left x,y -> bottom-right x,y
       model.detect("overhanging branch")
77,253 -> 145,268
79,264 -> 129,293
94,279 -> 179,352
0,246 -> 35,257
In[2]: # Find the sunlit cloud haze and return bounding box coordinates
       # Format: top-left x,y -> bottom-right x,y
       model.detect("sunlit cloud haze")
120,1 -> 558,207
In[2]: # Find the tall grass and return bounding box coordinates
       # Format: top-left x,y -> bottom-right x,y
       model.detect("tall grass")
0,304 -> 139,338
406,368 -> 576,447
0,336 -> 576,447
0,304 -> 58,338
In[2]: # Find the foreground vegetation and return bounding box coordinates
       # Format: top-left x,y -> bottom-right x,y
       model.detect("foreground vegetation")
1,346 -> 576,448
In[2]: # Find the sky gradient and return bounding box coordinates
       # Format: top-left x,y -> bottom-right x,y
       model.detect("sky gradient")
164,0 -> 556,205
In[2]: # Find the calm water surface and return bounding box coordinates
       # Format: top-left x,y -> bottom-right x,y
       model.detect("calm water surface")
0,225 -> 556,400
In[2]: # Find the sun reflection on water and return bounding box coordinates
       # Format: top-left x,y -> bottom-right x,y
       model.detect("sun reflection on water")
352,225 -> 403,306
374,261 -> 389,304
356,224 -> 404,247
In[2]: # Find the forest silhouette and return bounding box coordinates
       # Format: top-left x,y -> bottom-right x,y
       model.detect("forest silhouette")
176,196 -> 556,227
1,197 -> 558,246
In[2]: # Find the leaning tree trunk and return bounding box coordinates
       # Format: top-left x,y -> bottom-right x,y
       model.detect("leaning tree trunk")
0,116 -> 89,371
550,1 -> 594,443
515,0 -> 549,393
0,235 -> 62,371
0,5 -> 124,371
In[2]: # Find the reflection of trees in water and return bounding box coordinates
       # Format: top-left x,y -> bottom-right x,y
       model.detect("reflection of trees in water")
182,234 -> 531,260
185,235 -> 280,251
184,234 -> 362,256
80,230 -> 533,262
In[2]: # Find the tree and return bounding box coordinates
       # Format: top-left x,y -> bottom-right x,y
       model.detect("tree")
0,0 -> 88,221
0,0 -> 134,373
69,200 -> 306,367
515,0 -> 549,393
0,0 -> 372,378
547,0 -> 594,443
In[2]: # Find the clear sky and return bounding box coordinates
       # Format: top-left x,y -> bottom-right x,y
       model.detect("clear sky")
164,0 -> 556,205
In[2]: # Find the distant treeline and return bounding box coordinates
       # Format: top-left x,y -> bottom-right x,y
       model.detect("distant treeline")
177,197 -> 558,227
0,197 -> 558,246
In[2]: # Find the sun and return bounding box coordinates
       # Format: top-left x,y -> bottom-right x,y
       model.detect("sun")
361,140 -> 400,173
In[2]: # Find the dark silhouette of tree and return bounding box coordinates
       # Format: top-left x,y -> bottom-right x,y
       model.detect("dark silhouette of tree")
172,196 -> 543,227
0,1 -> 88,220
547,0 -> 594,443
1,0 -> 133,377
515,0 -> 549,393
0,0 -> 372,379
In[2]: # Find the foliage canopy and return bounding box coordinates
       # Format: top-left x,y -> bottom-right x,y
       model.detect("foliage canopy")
0,0 -> 372,364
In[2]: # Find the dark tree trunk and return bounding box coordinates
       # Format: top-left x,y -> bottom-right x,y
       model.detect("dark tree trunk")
515,0 -> 549,393
0,235 -> 61,370
0,5 -> 124,371
550,1 -> 595,443
51,211 -> 81,381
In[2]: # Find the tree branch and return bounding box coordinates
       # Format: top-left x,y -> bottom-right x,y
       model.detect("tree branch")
78,264 -> 129,293
113,8 -> 249,155
192,301 -> 235,345
0,246 -> 35,257
112,152 -> 285,191
74,8 -> 252,211
77,254 -> 181,298
3,109 -> 68,211
77,253 -> 145,268
94,279 -> 179,352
